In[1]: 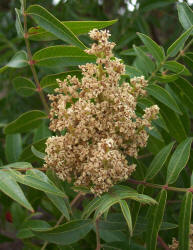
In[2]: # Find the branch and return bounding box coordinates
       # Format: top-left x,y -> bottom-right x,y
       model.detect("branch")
157,235 -> 169,250
95,218 -> 101,250
128,178 -> 189,193
23,7 -> 49,114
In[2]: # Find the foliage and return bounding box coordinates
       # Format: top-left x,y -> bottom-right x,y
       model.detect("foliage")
0,0 -> 193,249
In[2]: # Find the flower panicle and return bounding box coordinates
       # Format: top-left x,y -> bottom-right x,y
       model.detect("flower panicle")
44,29 -> 159,195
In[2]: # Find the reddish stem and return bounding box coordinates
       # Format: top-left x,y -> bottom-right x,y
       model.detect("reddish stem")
157,235 -> 169,250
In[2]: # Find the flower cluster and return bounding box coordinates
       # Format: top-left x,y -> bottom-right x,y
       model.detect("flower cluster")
44,29 -> 159,195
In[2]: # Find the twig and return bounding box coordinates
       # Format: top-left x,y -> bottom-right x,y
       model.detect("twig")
95,218 -> 101,250
70,192 -> 83,208
157,235 -> 169,250
22,4 -> 49,114
167,200 -> 181,204
41,192 -> 83,250
128,178 -> 189,193
137,153 -> 152,159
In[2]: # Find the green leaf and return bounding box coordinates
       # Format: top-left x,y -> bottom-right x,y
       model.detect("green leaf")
82,196 -> 101,219
98,219 -> 127,231
17,219 -> 51,239
140,1 -> 175,12
166,137 -> 193,184
160,104 -> 187,143
120,46 -> 147,56
7,50 -> 28,68
135,216 -> 178,236
40,70 -> 81,93
0,162 -> 32,170
146,190 -> 167,250
133,45 -> 155,75
167,25 -> 193,57
11,202 -> 28,229
131,185 -> 144,230
94,187 -> 156,220
183,52 -> 193,68
19,137 -> 47,163
46,193 -> 70,221
0,170 -> 34,212
13,77 -> 36,97
177,2 -> 193,31
148,126 -> 164,142
4,110 -> 47,134
94,194 -> 119,220
172,77 -> 193,112
20,0 -> 25,12
163,61 -> 191,76
146,84 -> 182,114
27,5 -> 85,49
9,169 -> 66,197
179,192 -> 192,250
46,169 -> 66,193
46,169 -> 71,220
137,32 -> 165,63
145,142 -> 175,180
119,200 -> 132,235
184,57 -> 193,73
32,220 -> 93,245
112,185 -> 156,205
26,168 -> 70,220
147,134 -> 165,155
33,46 -> 96,68
152,73 -> 179,83
5,134 -> 22,163
124,65 -> 143,78
28,20 -> 117,41
15,8 -> 24,37
31,145 -> 46,160
0,66 -> 8,74
33,121 -> 51,142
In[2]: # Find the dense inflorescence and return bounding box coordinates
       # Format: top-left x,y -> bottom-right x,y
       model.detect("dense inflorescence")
44,29 -> 159,195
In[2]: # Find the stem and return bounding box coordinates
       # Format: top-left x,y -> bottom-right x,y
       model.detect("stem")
23,8 -> 49,114
157,235 -> 169,250
70,192 -> 83,208
128,178 -> 188,193
137,153 -> 152,159
41,192 -> 83,250
95,218 -> 101,250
